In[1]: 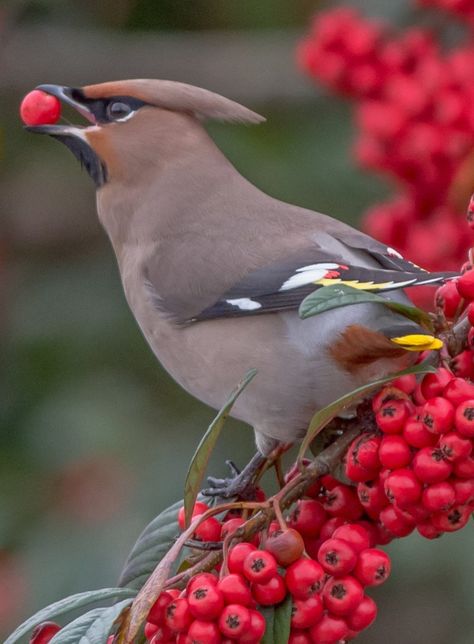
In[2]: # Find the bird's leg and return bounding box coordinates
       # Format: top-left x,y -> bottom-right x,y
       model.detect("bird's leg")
202,452 -> 267,500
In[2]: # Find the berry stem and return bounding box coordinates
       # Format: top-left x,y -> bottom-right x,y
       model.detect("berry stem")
272,498 -> 288,531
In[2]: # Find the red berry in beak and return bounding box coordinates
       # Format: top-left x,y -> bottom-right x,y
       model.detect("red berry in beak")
20,89 -> 61,126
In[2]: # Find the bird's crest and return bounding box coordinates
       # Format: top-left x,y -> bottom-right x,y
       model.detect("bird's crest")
80,79 -> 266,124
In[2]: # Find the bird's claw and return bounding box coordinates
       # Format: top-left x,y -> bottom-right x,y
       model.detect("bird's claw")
202,453 -> 266,500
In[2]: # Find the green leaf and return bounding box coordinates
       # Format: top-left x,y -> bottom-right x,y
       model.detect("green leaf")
273,595 -> 292,644
49,599 -> 132,644
260,607 -> 275,644
299,284 -> 433,330
4,589 -> 136,644
298,362 -> 436,461
118,499 -> 182,590
183,368 -> 257,526
261,595 -> 292,644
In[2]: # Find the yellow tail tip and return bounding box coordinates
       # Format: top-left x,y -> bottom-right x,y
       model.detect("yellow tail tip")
391,334 -> 443,352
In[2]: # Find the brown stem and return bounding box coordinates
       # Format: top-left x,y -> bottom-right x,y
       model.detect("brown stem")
164,551 -> 222,590
273,498 -> 288,531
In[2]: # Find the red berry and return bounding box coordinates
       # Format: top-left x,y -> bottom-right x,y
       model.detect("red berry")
444,377 -> 474,405
345,456 -> 375,483
288,499 -> 327,537
432,505 -> 472,532
435,280 -> 462,318
457,270 -> 474,300
332,523 -> 371,554
421,368 -> 453,399
455,399 -> 474,437
175,632 -> 190,644
372,386 -> 406,413
286,557 -> 326,599
468,302 -> 474,325
384,468 -> 422,507
144,621 -> 159,640
320,474 -> 340,490
422,397 -> 454,434
217,574 -> 252,606
379,505 -> 414,538
178,501 -> 209,530
228,542 -> 256,575
451,350 -> 474,379
303,536 -> 324,560
357,479 -> 389,516
168,588 -> 181,599
239,609 -> 266,642
221,517 -> 245,540
288,631 -> 312,644
391,374 -> 417,394
20,90 -> 61,126
379,435 -> 412,468
318,538 -> 357,576
422,481 -> 456,512
322,484 -> 363,520
413,447 -> 452,483
346,594 -> 377,631
290,594 -> 324,629
356,520 -> 379,547
439,432 -> 472,461
252,573 -> 286,605
243,550 -> 278,584
309,614 -> 349,643
417,520 -> 442,540
188,582 -> 224,620
30,622 -> 61,644
193,515 -> 221,542
265,528 -> 305,566
453,455 -> 474,478
403,418 -> 437,448
320,517 -> 346,541
187,573 -> 218,594
353,434 -> 382,470
355,548 -> 391,586
165,598 -> 192,633
149,625 -> 173,642
218,604 -> 250,638
322,575 -> 364,615
376,399 -> 409,434
187,619 -> 221,644
148,591 -> 174,625
452,478 -> 474,505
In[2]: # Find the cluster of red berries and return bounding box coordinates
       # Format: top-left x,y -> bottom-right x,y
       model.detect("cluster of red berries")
435,267 -> 474,378
418,0 -> 474,25
137,497 -> 390,644
344,366 -> 474,541
297,5 -> 474,305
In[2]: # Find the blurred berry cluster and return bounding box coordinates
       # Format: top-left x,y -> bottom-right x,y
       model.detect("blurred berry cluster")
298,4 -> 474,304
418,0 -> 474,26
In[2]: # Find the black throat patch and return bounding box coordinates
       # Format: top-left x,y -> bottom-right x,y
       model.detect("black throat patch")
51,134 -> 107,187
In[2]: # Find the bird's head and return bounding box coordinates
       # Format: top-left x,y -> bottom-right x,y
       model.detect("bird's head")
25,79 -> 265,187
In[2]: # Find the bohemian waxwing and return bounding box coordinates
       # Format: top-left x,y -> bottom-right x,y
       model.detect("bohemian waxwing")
26,80 -> 454,495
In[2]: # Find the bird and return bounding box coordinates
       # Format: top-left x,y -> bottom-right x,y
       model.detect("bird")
25,79 -> 455,496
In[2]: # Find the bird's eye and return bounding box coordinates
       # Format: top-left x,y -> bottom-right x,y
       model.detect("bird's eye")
106,101 -> 133,121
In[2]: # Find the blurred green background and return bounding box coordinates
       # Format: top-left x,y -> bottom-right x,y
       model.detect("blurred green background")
0,0 -> 473,642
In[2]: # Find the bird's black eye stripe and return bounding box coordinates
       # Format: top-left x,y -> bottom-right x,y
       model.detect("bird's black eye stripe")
69,89 -> 148,123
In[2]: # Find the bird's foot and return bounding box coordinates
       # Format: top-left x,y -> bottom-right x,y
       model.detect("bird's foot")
202,452 -> 266,500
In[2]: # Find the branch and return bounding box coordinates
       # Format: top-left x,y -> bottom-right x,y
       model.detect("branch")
117,424 -> 361,642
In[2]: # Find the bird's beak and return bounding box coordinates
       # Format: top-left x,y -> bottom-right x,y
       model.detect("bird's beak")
25,84 -> 97,135
25,84 -> 107,187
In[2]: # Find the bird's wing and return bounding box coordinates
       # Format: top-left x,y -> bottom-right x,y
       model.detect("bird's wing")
190,247 -> 456,322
